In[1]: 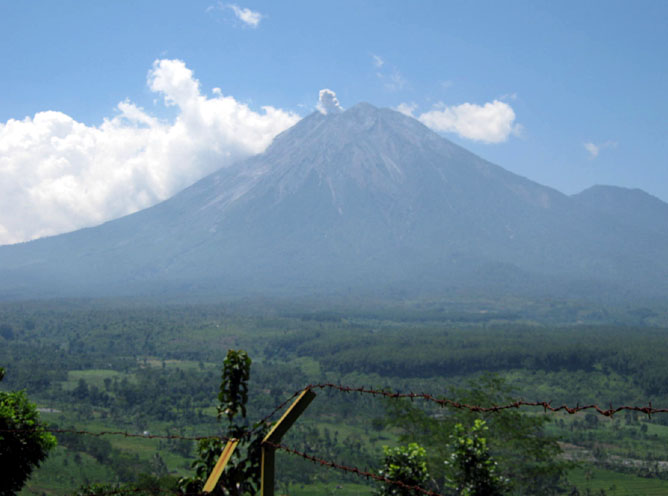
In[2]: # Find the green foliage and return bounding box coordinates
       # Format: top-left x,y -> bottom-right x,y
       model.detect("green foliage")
76,474 -> 178,496
0,366 -> 57,496
445,420 -> 507,496
4,301 -> 668,493
375,443 -> 430,496
218,350 -> 251,422
76,483 -> 139,496
179,350 -> 268,496
385,375 -> 569,495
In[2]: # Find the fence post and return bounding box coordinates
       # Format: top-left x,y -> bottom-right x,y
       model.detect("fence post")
261,444 -> 275,496
261,388 -> 316,496
202,438 -> 239,493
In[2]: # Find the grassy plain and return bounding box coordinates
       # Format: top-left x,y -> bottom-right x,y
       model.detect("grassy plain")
1,298 -> 667,494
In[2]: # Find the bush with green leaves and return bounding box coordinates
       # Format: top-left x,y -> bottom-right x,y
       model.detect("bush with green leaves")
445,419 -> 507,496
385,374 -> 570,495
0,366 -> 57,496
76,474 -> 178,496
376,442 -> 430,496
178,350 -> 268,496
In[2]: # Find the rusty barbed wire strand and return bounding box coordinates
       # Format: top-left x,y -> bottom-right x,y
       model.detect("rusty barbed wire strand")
304,383 -> 666,417
266,440 -> 444,496
10,383 -> 668,495
0,390 -> 304,441
248,387 -> 305,431
4,383 -> 667,442
8,382 -> 668,496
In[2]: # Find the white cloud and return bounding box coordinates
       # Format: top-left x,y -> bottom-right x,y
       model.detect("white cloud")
373,57 -> 406,92
498,92 -> 518,101
417,100 -> 519,143
227,4 -> 262,27
387,69 -> 406,91
377,68 -> 406,92
0,59 -> 299,245
584,142 -> 600,158
396,102 -> 417,117
584,140 -> 617,159
317,89 -> 343,115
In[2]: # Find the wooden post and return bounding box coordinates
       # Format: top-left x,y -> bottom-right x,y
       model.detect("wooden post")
260,444 -> 275,495
260,388 -> 316,496
202,438 -> 239,493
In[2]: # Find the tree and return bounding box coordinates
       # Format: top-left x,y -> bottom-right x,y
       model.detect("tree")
0,366 -> 57,495
178,350 -> 268,496
76,474 -> 178,496
384,374 -> 569,495
444,420 -> 507,496
376,443 -> 430,496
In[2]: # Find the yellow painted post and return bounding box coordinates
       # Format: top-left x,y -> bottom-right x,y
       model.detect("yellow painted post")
261,388 -> 316,496
260,444 -> 275,496
203,438 -> 239,493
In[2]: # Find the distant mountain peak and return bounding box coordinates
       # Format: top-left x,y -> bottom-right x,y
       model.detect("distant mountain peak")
346,101 -> 378,112
1,101 -> 667,300
572,184 -> 668,235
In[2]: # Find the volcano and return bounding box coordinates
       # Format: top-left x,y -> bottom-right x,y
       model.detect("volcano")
1,103 -> 667,300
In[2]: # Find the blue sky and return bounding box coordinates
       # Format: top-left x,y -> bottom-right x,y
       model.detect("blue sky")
0,1 -> 666,244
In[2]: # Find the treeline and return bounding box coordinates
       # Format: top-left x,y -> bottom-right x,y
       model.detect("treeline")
266,325 -> 668,397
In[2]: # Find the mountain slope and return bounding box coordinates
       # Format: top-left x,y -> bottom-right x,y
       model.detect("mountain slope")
572,185 -> 668,237
1,103 -> 667,299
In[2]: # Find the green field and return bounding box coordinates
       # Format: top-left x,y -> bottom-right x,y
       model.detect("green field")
3,299 -> 668,494
569,466 -> 668,495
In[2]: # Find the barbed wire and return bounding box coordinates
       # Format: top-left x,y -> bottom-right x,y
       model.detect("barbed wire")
250,387 -> 305,432
305,383 -> 667,417
1,390 -> 305,442
266,440 -> 444,496
12,382 -> 668,495
4,382 -> 668,442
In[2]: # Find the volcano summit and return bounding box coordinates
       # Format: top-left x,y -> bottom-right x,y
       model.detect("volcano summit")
1,103 -> 667,300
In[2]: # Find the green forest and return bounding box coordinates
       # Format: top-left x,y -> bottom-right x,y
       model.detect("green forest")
3,297 -> 668,495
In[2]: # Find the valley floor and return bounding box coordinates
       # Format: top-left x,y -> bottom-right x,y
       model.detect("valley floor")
2,298 -> 668,495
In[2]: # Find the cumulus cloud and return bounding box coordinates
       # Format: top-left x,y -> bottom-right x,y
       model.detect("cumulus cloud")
395,102 -> 417,117
227,4 -> 262,27
584,140 -> 617,159
417,100 -> 520,143
317,89 -> 343,115
0,59 -> 299,245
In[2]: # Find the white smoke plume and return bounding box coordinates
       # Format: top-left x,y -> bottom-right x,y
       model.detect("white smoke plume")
317,89 -> 343,115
